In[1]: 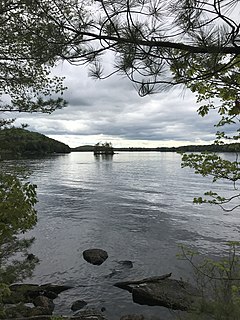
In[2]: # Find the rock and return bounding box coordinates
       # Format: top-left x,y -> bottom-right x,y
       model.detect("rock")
114,274 -> 200,311
5,284 -> 41,304
29,306 -> 53,316
26,253 -> 39,263
105,269 -> 122,279
4,304 -> 33,318
83,249 -> 108,265
40,283 -> 73,295
43,291 -> 58,299
118,260 -> 133,268
120,315 -> 145,320
71,299 -> 87,311
4,283 -> 72,304
33,296 -> 55,313
105,260 -> 134,278
114,273 -> 172,293
71,308 -> 106,319
4,304 -> 53,318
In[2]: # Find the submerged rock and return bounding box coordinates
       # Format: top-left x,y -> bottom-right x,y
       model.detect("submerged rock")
117,260 -> 133,268
72,308 -> 106,319
83,248 -> 108,265
105,260 -> 134,278
71,299 -> 87,311
114,273 -> 200,311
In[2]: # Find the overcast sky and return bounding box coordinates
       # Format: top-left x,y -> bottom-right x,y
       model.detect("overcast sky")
12,61 -> 221,148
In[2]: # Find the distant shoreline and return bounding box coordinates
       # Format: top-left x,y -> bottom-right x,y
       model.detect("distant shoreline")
71,143 -> 240,153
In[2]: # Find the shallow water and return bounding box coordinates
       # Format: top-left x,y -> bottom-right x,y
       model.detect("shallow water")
2,152 -> 239,319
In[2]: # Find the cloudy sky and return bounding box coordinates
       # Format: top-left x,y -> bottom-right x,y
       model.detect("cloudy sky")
12,61 -> 220,148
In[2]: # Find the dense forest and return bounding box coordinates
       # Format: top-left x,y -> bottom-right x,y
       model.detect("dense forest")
0,128 -> 71,159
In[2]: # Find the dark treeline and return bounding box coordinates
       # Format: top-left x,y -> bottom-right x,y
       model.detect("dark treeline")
0,128 -> 71,159
72,143 -> 240,153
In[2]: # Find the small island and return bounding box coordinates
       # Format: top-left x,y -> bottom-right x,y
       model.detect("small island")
93,142 -> 114,155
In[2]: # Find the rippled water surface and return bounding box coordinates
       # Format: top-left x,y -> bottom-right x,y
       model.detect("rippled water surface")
2,152 -> 239,319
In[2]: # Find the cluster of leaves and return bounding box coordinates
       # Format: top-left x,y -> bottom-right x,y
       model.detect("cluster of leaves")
0,173 -> 37,240
1,1 -> 239,99
181,152 -> 240,212
0,0 -> 69,114
0,172 -> 38,313
178,242 -> 240,320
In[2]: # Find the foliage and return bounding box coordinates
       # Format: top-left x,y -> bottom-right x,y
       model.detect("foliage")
0,0 -> 67,114
180,68 -> 239,211
178,243 -> 240,320
94,141 -> 114,154
181,152 -> 240,212
0,173 -> 37,240
0,1 -> 239,98
0,127 -> 71,158
0,171 -> 38,313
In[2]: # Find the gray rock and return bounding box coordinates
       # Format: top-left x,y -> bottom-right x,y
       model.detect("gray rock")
43,291 -> 58,299
33,296 -> 55,313
40,283 -> 73,294
83,249 -> 108,265
71,299 -> 87,311
115,274 -> 200,311
118,260 -> 133,268
5,283 -> 72,304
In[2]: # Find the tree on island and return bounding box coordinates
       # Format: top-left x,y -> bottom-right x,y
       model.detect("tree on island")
94,142 -> 114,155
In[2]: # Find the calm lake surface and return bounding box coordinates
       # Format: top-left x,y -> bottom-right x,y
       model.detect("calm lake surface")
2,152 -> 240,319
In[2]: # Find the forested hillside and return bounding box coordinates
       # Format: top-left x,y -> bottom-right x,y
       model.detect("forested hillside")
0,128 -> 70,158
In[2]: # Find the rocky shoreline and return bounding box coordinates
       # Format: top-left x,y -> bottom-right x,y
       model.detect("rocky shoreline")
2,248 -> 200,320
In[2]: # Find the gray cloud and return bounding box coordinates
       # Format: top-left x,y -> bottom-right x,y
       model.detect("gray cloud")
13,62 -> 223,147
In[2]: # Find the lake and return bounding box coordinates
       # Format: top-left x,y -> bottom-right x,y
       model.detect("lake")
2,152 -> 239,319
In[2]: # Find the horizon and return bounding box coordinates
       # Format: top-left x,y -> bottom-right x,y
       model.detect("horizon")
47,133 -> 215,149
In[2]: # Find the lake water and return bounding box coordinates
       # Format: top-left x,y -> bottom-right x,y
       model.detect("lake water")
2,152 -> 240,319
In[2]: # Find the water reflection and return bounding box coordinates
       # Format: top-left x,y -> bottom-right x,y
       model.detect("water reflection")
94,153 -> 114,161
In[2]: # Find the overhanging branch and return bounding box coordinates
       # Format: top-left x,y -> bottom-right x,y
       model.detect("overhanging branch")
75,32 -> 240,55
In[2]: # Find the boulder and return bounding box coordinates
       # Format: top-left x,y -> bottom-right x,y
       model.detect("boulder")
114,273 -> 200,311
33,296 -> 55,313
71,299 -> 87,311
83,249 -> 108,265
